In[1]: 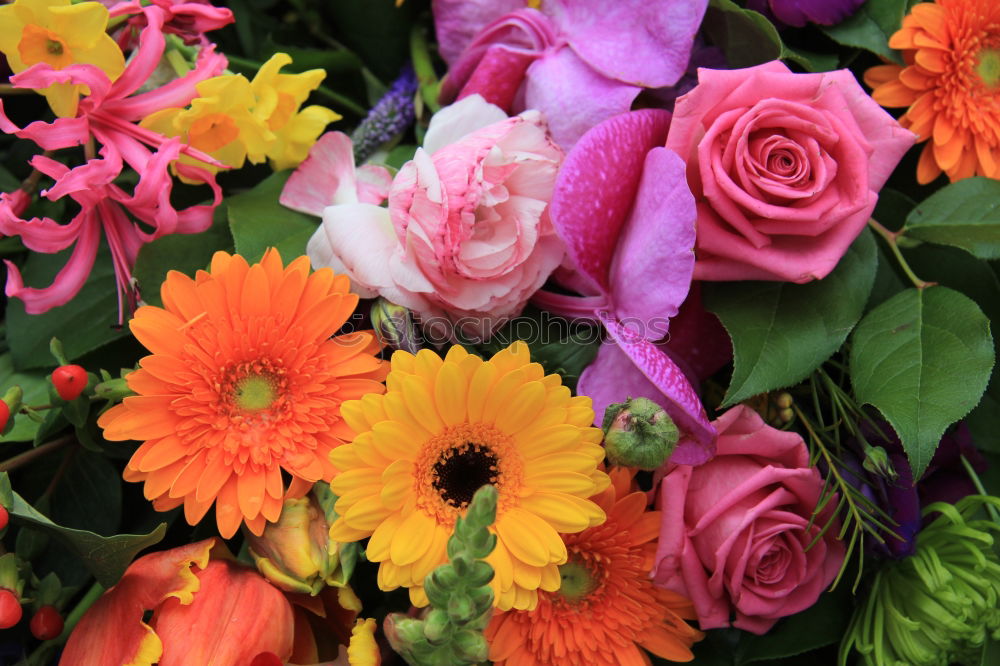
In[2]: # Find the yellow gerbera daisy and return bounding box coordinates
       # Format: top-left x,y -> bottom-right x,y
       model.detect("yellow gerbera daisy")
329,343 -> 610,612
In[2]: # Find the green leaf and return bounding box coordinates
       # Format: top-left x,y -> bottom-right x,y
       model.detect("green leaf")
821,0 -> 910,63
228,171 -> 319,265
50,450 -> 122,538
904,178 -> 1000,259
850,286 -> 995,479
781,46 -> 839,73
704,0 -> 782,68
6,244 -> 128,370
739,588 -> 851,663
0,353 -> 50,443
133,202 -> 233,307
704,229 -> 877,407
5,472 -> 165,587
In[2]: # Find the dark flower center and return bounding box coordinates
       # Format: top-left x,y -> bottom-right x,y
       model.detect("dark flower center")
432,442 -> 499,509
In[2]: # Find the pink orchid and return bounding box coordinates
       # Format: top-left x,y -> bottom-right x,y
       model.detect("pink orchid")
533,109 -> 718,465
435,0 -> 708,149
0,2 -> 226,317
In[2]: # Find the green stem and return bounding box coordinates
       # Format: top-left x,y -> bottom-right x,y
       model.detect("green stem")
960,454 -> 1000,523
0,84 -> 34,95
223,54 -> 367,116
868,219 -> 935,290
410,23 -> 441,113
0,436 -> 73,473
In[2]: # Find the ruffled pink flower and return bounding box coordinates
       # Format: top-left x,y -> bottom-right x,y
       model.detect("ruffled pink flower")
435,0 -> 708,149
108,0 -> 234,48
303,96 -> 565,342
0,2 -> 226,317
534,109 -> 717,465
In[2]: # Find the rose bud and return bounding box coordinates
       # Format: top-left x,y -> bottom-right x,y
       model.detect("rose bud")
601,397 -> 679,470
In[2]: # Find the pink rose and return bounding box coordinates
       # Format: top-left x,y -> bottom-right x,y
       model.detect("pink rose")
653,405 -> 845,634
665,61 -> 914,282
306,95 -> 564,341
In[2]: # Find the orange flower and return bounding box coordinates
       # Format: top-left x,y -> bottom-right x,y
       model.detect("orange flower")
485,467 -> 703,665
98,250 -> 387,538
864,0 -> 1000,183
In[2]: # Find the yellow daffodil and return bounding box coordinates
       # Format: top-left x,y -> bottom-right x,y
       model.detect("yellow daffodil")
250,53 -> 340,170
141,72 -> 276,181
0,0 -> 125,117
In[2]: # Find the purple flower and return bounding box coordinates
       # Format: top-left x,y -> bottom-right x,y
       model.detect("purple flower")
843,421 -> 987,559
747,0 -> 866,27
350,66 -> 418,163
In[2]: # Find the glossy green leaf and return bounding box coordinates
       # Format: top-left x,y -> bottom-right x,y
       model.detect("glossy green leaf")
133,203 -> 233,307
704,229 -> 877,407
821,0 -> 913,63
0,353 -> 51,443
850,286 -> 995,479
6,244 -> 128,370
228,171 -> 319,264
4,471 -> 165,588
50,450 -> 122,538
740,588 -> 851,663
904,178 -> 1000,259
704,0 -> 782,68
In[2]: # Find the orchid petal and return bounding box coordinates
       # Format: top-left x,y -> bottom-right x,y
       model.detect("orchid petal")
522,47 -> 642,150
608,147 -> 696,337
546,0 -> 708,88
549,108 -> 671,296
432,0 -> 527,64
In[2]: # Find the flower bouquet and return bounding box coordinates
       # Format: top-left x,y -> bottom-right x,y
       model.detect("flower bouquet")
0,0 -> 998,664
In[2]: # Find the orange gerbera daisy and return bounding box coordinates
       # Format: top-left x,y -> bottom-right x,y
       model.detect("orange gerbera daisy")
329,342 -> 610,611
98,250 -> 387,538
864,0 -> 1000,183
486,467 -> 703,666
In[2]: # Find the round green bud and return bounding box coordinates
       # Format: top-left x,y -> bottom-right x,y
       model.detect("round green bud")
601,397 -> 679,470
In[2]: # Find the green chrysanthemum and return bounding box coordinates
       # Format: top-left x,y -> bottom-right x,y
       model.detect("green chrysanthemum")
840,494 -> 1000,666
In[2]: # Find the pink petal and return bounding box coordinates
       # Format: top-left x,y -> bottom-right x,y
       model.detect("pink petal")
453,44 -> 541,111
608,146 -> 696,337
307,203 -> 399,298
432,0 -> 526,64
546,0 -> 708,88
355,165 -> 393,205
0,102 -> 90,150
549,108 -> 671,296
280,132 -> 361,217
521,47 -> 642,150
112,45 -> 228,120
13,63 -> 112,106
580,314 -> 716,465
422,94 -> 508,155
109,4 -> 167,99
4,214 -> 101,314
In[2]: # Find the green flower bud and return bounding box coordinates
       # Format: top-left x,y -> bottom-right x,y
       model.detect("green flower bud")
371,298 -> 421,353
446,591 -> 474,625
246,494 -> 347,595
601,397 -> 679,470
452,629 -> 488,663
862,444 -> 898,481
0,553 -> 26,598
93,377 -> 135,402
422,608 -> 450,644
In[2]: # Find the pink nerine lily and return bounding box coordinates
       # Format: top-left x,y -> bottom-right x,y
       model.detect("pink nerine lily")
533,109 -> 718,465
0,2 -> 227,317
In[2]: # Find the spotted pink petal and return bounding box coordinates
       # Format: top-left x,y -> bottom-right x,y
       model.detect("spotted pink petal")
549,108 -> 671,297
546,0 -> 708,88
580,314 -> 717,465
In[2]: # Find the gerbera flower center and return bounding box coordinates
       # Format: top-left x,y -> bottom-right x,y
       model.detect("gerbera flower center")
432,442 -> 500,509
555,559 -> 598,604
977,48 -> 1000,89
233,374 -> 277,411
217,359 -> 289,421
416,422 -> 523,524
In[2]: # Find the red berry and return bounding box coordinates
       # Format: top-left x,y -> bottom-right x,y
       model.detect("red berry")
250,653 -> 284,666
29,605 -> 63,641
0,504 -> 8,531
0,400 -> 9,431
51,365 -> 87,401
0,588 -> 22,629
